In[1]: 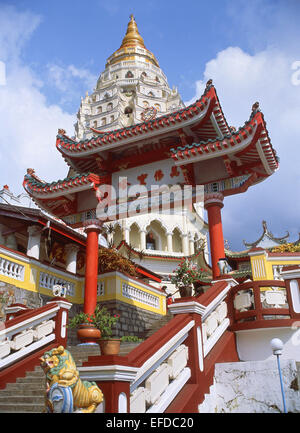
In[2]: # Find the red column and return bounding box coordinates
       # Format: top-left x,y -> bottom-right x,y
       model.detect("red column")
204,192 -> 225,279
83,219 -> 102,315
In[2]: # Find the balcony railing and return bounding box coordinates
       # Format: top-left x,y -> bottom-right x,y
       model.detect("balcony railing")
227,279 -> 300,331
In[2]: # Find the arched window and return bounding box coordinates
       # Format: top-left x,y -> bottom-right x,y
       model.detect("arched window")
101,118 -> 106,126
148,91 -> 154,97
93,120 -> 97,128
107,102 -> 113,111
125,70 -> 134,78
110,115 -> 114,123
124,106 -> 133,117
146,232 -> 156,250
97,106 -> 102,114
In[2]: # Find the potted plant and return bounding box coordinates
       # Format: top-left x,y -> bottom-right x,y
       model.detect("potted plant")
170,258 -> 205,297
68,310 -> 102,345
68,305 -> 121,353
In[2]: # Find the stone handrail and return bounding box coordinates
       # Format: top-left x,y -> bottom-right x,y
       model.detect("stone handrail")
0,256 -> 25,281
78,278 -> 238,413
0,297 -> 72,389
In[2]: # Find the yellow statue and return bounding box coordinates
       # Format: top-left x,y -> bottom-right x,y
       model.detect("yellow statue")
40,345 -> 103,413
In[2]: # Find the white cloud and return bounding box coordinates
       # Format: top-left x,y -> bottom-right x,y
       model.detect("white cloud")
0,6 -> 75,197
186,46 -> 300,249
47,63 -> 97,99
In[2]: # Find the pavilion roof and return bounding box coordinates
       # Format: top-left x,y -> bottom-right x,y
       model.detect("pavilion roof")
243,220 -> 289,248
170,106 -> 278,178
55,83 -> 231,173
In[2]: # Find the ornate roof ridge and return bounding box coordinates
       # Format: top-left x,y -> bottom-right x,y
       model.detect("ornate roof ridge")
243,220 -> 289,248
56,82 -> 224,154
171,102 -> 266,154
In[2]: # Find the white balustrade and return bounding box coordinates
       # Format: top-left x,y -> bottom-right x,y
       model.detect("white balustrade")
39,271 -> 75,297
0,256 -> 24,281
0,340 -> 11,359
130,387 -> 147,414
33,319 -> 55,340
97,281 -> 105,296
260,289 -> 287,309
130,344 -> 189,413
167,344 -> 189,380
10,329 -> 35,351
122,283 -> 159,309
202,301 -> 229,356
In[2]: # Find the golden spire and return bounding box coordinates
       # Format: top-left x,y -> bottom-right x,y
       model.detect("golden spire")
120,14 -> 146,49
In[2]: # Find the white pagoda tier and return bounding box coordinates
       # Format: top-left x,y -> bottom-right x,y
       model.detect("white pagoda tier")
75,15 -> 184,141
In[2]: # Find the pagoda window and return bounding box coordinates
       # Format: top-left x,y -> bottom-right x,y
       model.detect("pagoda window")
124,106 -> 133,117
101,118 -> 106,126
107,102 -> 113,111
125,70 -> 134,78
146,232 -> 156,250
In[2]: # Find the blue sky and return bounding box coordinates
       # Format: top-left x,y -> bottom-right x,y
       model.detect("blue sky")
0,0 -> 299,251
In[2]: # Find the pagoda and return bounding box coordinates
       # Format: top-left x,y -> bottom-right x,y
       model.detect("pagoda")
23,15 -> 279,318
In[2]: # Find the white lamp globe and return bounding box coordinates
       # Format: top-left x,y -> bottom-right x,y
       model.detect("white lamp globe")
270,338 -> 283,355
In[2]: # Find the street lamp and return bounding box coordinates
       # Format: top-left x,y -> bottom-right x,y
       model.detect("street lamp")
270,338 -> 287,413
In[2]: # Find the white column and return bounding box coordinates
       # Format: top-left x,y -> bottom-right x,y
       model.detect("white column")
65,244 -> 80,274
27,225 -> 42,259
182,208 -> 189,255
166,232 -> 173,252
189,234 -> 195,255
139,229 -> 146,250
122,224 -> 130,244
181,234 -> 189,256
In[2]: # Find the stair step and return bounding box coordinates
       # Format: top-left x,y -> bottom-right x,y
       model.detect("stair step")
0,403 -> 44,413
0,389 -> 44,396
0,395 -> 44,404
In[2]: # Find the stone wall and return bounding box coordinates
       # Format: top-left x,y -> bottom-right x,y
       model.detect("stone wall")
0,284 -> 163,345
67,299 -> 164,345
0,282 -> 43,320
199,359 -> 300,413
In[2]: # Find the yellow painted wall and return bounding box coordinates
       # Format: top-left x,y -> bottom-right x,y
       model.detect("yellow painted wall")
250,252 -> 300,283
0,250 -> 165,315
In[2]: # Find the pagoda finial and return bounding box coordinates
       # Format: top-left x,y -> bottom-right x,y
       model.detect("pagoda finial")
120,14 -> 145,49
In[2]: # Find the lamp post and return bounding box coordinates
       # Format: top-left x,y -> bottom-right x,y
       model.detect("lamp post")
270,338 -> 287,413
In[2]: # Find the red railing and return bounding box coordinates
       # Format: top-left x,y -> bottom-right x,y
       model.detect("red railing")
79,278 -> 239,413
0,297 -> 72,389
227,279 -> 300,331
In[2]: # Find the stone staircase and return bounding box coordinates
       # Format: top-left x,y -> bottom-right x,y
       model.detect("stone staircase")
0,342 -> 140,413
142,312 -> 174,339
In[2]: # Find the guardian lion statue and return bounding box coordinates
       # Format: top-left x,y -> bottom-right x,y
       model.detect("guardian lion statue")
40,345 -> 103,413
